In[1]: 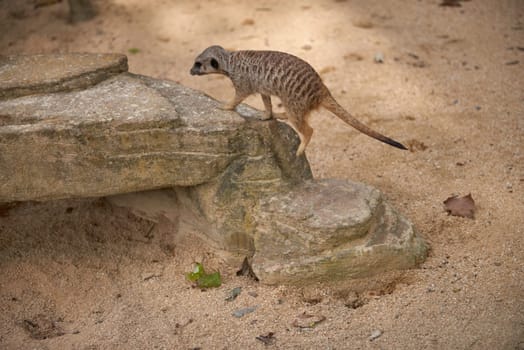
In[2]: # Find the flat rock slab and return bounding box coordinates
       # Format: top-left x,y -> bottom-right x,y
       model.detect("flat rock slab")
0,51 -> 311,202
0,53 -> 128,99
253,179 -> 428,285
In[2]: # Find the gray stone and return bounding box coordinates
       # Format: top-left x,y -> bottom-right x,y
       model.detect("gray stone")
0,53 -> 128,99
0,52 -> 311,257
0,73 -> 310,202
232,306 -> 257,318
0,53 -> 427,285
252,180 -> 428,285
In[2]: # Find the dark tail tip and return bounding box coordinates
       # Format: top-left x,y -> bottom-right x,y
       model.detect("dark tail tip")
383,137 -> 408,150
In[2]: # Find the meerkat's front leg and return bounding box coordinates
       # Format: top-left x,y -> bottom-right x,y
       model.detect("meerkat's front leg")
219,90 -> 249,111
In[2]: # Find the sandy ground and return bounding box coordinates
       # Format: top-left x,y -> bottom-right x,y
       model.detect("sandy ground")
1,0 -> 523,349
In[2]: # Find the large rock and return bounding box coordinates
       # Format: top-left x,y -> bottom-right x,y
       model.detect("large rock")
252,179 -> 427,284
0,55 -> 310,202
0,53 -> 427,284
0,53 -> 311,257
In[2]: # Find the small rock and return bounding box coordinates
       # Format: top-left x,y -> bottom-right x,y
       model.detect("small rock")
369,329 -> 383,341
374,52 -> 385,63
292,312 -> 326,329
225,287 -> 242,302
232,306 -> 257,318
344,291 -> 364,309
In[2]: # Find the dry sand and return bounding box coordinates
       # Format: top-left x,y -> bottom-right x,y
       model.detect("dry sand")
0,0 -> 523,349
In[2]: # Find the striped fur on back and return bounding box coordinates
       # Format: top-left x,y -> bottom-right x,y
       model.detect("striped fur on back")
190,45 -> 407,155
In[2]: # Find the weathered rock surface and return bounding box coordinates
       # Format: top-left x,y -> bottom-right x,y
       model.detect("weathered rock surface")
0,52 -> 311,257
0,53 -> 427,284
0,53 -> 127,99
0,55 -> 310,202
252,179 -> 427,284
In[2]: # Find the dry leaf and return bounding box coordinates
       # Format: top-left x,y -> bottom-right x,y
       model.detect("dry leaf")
241,18 -> 255,26
236,257 -> 259,281
22,315 -> 65,340
443,194 -> 476,219
343,52 -> 364,61
439,0 -> 462,7
352,19 -> 374,29
440,0 -> 471,6
256,332 -> 276,345
319,66 -> 336,74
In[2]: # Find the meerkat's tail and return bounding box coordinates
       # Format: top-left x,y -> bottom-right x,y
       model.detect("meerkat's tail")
321,95 -> 408,150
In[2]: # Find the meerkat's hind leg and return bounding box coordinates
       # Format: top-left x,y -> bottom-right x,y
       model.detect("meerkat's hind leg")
260,94 -> 273,120
295,122 -> 313,156
260,94 -> 287,120
286,115 -> 313,156
273,112 -> 288,120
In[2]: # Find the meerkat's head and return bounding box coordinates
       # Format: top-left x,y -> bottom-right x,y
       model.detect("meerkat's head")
190,45 -> 230,76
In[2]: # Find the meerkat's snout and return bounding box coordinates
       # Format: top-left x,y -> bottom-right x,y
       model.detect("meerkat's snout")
190,54 -> 222,76
190,62 -> 202,75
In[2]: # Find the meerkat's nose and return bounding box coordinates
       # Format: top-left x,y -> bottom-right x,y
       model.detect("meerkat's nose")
190,62 -> 202,75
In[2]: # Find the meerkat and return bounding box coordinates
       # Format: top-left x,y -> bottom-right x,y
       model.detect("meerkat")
190,45 -> 407,155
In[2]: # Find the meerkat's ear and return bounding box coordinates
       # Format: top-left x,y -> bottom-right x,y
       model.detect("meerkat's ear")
211,58 -> 219,69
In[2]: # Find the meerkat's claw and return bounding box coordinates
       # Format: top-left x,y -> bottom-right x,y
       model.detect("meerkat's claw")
260,111 -> 273,120
219,103 -> 236,111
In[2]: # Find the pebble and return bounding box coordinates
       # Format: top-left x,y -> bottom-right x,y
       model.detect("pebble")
369,329 -> 383,341
374,52 -> 384,63
232,306 -> 257,318
225,287 -> 242,302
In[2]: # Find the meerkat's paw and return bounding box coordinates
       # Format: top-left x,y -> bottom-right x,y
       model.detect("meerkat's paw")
218,103 -> 236,111
296,144 -> 306,156
259,111 -> 273,120
273,112 -> 288,120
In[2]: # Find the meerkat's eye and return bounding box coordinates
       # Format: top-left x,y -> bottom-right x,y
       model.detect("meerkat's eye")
210,58 -> 219,69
